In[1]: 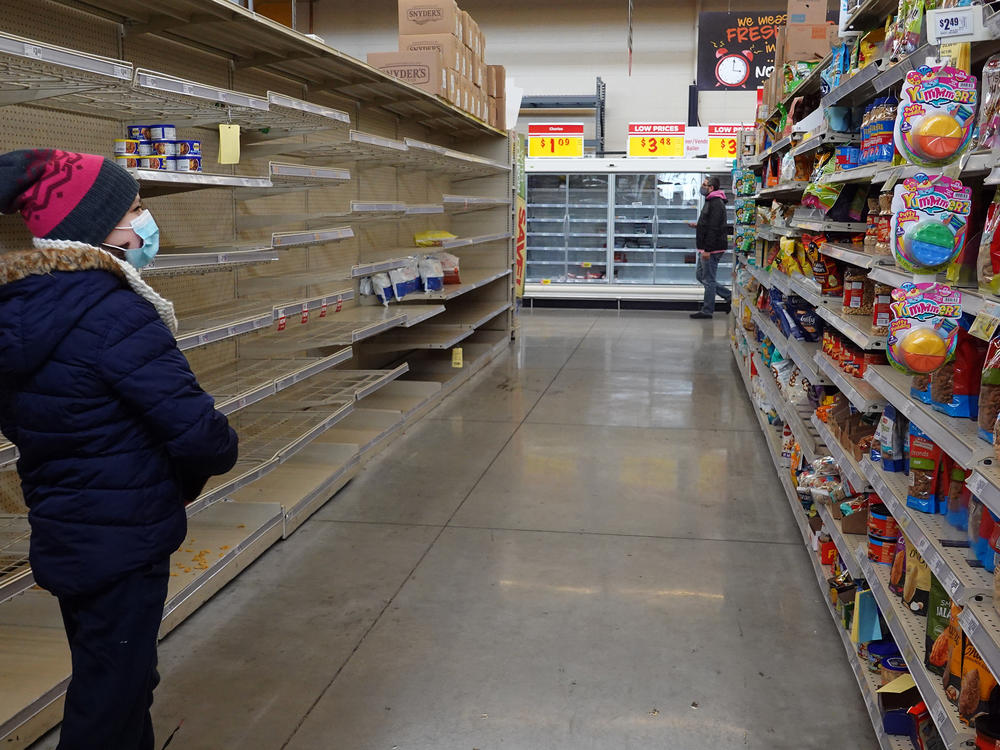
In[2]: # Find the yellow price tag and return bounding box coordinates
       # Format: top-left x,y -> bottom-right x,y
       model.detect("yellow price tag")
971,301 -> 1000,340
706,125 -> 751,161
540,279 -> 552,285
582,262 -> 592,268
627,123 -> 685,158
708,136 -> 739,159
627,135 -> 683,158
528,135 -> 583,158
451,347 -> 464,368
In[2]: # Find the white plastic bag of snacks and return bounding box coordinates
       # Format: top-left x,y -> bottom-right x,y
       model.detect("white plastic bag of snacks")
389,259 -> 421,300
418,256 -> 444,292
371,273 -> 394,306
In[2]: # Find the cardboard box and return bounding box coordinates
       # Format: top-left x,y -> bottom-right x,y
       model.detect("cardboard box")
773,26 -> 787,83
470,18 -> 481,57
488,96 -> 497,128
460,77 -> 472,112
494,95 -> 505,130
487,64 -> 503,97
446,67 -> 460,104
460,9 -> 473,47
784,23 -> 832,61
479,29 -> 486,60
787,0 -> 826,25
367,50 -> 447,96
398,33 -> 462,72
398,0 -> 461,37
841,508 -> 869,536
463,46 -> 473,78
473,58 -> 486,89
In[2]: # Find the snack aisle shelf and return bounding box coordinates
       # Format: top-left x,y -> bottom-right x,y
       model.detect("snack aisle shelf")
733,340 -> 909,749
820,243 -> 890,270
859,552 -> 976,748
814,500 -> 867,579
859,457 -> 993,604
813,353 -> 887,414
747,303 -> 829,385
864,366 -> 992,470
815,304 -> 887,351
810,414 -> 872,494
750,350 -> 823,463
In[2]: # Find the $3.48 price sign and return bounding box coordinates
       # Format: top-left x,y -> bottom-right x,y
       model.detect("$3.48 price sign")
627,123 -> 685,157
629,136 -> 682,157
527,123 -> 584,158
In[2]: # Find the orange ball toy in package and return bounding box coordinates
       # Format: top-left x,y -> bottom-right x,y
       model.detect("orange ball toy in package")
895,65 -> 977,167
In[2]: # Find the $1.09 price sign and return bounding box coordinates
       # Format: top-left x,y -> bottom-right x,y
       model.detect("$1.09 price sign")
528,123 -> 584,157
627,123 -> 684,157
707,124 -> 752,159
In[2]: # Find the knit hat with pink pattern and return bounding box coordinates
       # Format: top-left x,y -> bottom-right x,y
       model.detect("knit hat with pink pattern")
0,149 -> 139,246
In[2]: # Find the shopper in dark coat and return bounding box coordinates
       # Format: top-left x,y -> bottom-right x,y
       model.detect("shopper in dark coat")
691,174 -> 732,319
0,149 -> 239,750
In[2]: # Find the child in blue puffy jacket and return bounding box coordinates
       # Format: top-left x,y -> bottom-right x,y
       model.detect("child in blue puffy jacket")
0,149 -> 239,750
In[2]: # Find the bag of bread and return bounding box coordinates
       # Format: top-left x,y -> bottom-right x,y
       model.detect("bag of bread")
925,574 -> 953,676
957,638 -> 1000,725
903,540 -> 931,616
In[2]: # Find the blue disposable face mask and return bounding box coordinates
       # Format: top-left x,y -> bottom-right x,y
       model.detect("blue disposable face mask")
106,209 -> 160,269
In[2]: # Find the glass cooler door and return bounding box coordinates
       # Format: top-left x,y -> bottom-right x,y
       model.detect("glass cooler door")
565,174 -> 610,284
611,174 -> 657,285
525,173 -> 568,284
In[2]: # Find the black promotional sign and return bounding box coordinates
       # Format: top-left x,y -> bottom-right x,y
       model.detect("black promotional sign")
696,11 -> 786,91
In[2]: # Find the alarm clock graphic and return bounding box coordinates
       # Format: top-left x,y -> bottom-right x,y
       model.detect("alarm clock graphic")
715,48 -> 752,88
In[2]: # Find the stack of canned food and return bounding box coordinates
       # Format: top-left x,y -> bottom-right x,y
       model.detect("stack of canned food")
114,124 -> 202,172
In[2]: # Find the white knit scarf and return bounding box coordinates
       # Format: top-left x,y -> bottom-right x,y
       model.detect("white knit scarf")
31,237 -> 179,335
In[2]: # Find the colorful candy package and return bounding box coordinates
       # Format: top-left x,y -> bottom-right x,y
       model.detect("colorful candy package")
891,174 -> 971,274
887,282 -> 962,376
894,65 -> 977,167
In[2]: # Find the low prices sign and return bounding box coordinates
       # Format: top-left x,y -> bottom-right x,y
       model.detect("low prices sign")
528,123 -> 584,157
707,124 -> 753,158
627,122 -> 685,157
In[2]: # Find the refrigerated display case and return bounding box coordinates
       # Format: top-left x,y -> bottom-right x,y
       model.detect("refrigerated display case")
524,157 -> 734,301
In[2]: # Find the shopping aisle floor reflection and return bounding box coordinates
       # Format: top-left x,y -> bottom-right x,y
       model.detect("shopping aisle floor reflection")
29,310 -> 877,750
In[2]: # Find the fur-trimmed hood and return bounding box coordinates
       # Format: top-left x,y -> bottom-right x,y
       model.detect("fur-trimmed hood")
0,245 -> 126,286
0,244 -> 175,378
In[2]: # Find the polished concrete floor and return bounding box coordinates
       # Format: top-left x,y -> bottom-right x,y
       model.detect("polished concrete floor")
32,309 -> 877,750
